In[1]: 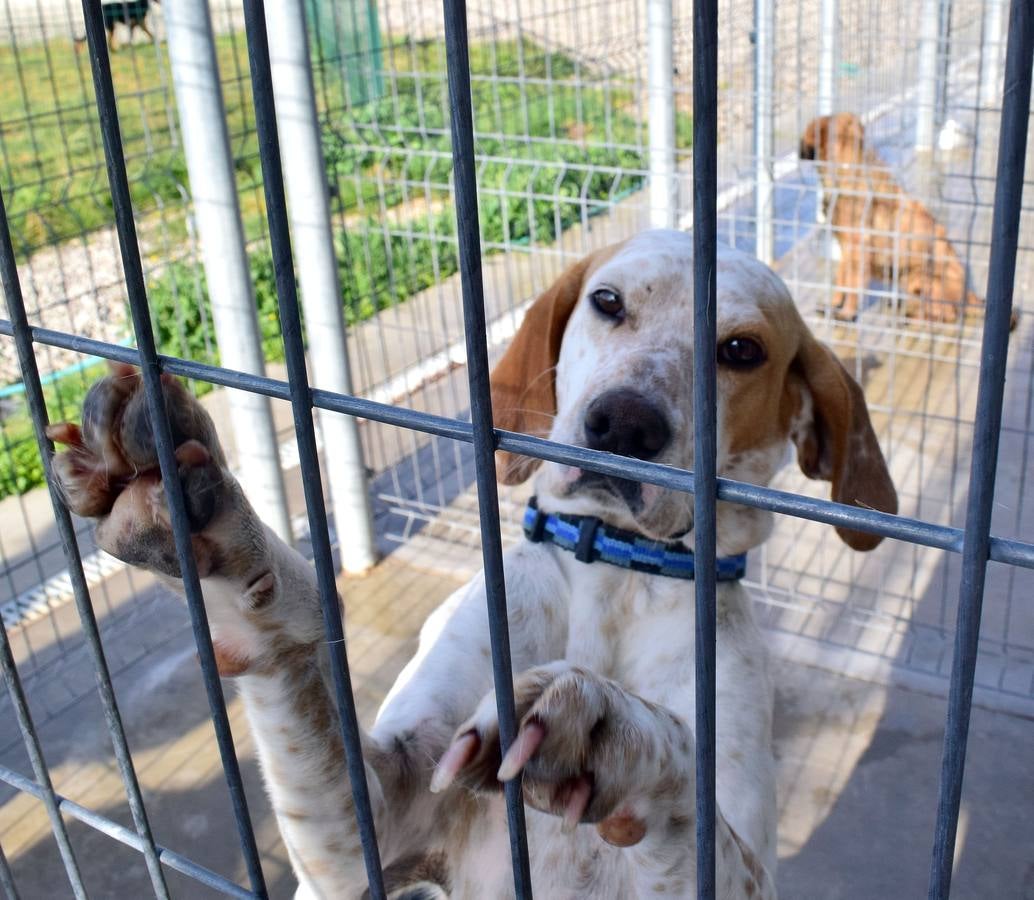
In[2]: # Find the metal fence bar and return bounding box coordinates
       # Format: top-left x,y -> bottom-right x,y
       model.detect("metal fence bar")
238,0 -> 386,895
817,0 -> 838,114
5,318 -> 1034,572
164,0 -> 294,547
927,1 -> 1034,896
979,0 -> 1006,107
753,0 -> 775,264
647,0 -> 677,229
0,839 -> 17,900
693,0 -> 719,894
0,607 -> 86,899
0,765 -> 254,900
915,0 -> 944,152
78,2 -> 269,895
265,0 -> 379,575
0,185 -> 170,898
440,0 -> 534,894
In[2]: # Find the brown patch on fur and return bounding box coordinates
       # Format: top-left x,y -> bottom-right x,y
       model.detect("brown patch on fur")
212,640 -> 253,677
600,614 -> 622,643
716,287 -> 896,550
597,808 -> 647,847
490,243 -> 624,484
360,852 -> 451,900
730,828 -> 768,895
302,857 -> 335,877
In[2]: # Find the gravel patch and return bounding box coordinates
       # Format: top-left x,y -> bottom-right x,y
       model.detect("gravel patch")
1,226 -> 131,385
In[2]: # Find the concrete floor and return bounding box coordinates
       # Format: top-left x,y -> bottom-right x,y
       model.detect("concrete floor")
3,521 -> 1034,899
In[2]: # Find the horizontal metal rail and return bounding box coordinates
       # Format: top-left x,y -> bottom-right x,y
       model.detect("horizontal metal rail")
3,320 -> 1033,571
0,765 -> 254,900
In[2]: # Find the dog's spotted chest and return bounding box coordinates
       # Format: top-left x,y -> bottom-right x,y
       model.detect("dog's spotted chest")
556,550 -> 691,686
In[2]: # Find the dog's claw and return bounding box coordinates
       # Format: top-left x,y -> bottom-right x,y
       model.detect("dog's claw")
560,776 -> 593,833
431,731 -> 480,794
497,720 -> 546,782
46,422 -> 83,446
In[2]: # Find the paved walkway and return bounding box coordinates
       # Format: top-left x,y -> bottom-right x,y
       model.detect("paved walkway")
4,529 -> 1032,898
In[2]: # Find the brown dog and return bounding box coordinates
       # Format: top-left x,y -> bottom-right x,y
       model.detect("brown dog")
800,113 -> 988,324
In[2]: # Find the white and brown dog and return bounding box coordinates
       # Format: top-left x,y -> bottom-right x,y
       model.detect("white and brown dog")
50,230 -> 896,898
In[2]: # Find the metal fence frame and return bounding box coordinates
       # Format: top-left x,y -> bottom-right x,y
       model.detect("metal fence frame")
0,0 -> 1032,899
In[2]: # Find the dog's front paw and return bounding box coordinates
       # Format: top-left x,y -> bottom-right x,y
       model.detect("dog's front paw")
431,663 -> 687,845
48,363 -> 255,580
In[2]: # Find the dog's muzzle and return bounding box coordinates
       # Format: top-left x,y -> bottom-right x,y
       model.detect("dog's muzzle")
569,469 -> 645,513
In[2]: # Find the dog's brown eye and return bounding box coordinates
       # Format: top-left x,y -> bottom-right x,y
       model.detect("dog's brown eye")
718,337 -> 766,369
590,288 -> 625,320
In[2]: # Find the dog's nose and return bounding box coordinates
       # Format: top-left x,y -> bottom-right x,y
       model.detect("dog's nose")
583,389 -> 671,460
799,139 -> 815,160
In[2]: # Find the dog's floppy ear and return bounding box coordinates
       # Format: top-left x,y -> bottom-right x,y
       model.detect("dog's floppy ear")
489,254 -> 596,484
800,115 -> 828,160
789,336 -> 897,550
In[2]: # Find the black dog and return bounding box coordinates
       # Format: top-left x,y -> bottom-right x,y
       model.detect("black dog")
75,1 -> 159,53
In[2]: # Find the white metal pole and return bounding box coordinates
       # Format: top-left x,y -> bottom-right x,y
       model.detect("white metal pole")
164,0 -> 292,545
265,0 -> 378,575
979,0 -> 1005,107
815,0 -> 838,259
647,0 -> 677,229
817,0 -> 838,116
916,0 -> 941,152
753,0 -> 775,264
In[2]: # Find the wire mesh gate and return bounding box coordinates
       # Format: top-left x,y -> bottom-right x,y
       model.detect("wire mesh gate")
0,0 -> 1032,899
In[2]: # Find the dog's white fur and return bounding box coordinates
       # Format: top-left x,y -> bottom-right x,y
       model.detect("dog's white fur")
53,229 -> 897,899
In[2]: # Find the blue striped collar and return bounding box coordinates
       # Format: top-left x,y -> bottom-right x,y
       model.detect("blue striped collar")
522,496 -> 747,581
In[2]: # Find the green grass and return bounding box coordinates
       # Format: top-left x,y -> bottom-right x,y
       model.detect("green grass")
0,362 -> 106,500
1,34 -> 690,500
0,33 -> 260,253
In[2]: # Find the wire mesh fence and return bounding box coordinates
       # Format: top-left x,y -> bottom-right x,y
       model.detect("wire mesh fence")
0,0 -> 1032,896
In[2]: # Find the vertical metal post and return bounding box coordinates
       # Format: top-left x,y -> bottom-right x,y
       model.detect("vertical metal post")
817,0 -> 838,115
265,0 -> 378,574
0,622 -> 85,899
979,0 -> 1006,107
0,188 -> 170,899
239,1 -> 386,894
916,0 -> 943,152
164,0 -> 293,545
928,1 -> 1033,897
648,0 -> 677,229
0,840 -> 17,900
693,0 -> 719,895
753,0 -> 775,263
935,1 -> 953,128
816,0 -> 837,257
440,0 -> 534,895
79,4 -> 269,895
